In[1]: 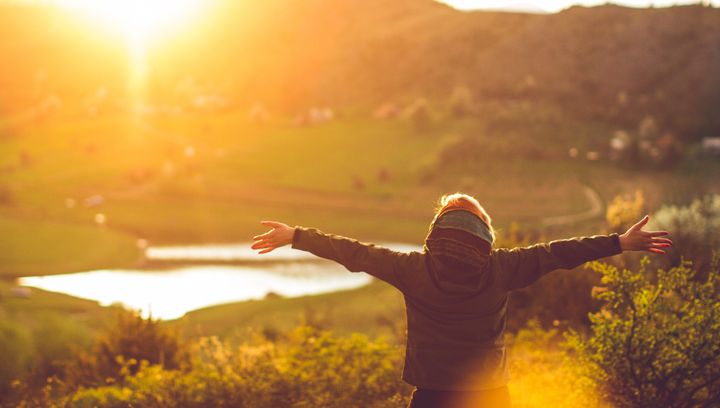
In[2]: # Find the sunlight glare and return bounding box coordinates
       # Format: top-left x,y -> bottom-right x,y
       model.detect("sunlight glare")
55,0 -> 205,109
56,0 -> 204,46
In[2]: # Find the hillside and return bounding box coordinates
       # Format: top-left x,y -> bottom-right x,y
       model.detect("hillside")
0,1 -> 718,137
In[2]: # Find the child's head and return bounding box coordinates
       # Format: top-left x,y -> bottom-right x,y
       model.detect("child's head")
433,193 -> 494,238
425,193 -> 494,266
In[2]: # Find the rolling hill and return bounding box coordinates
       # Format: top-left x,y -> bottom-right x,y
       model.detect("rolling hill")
1,0 -> 718,137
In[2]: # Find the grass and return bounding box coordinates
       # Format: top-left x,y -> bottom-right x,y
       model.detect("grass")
2,111 -> 625,275
0,214 -> 140,277
1,109 -> 719,329
0,278 -> 115,365
7,111 -> 704,237
0,279 -> 103,315
175,279 -> 405,340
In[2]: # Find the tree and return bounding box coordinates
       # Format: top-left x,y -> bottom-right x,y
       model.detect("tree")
566,257 -> 720,407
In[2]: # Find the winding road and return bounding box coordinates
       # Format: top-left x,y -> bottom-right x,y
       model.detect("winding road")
540,185 -> 604,227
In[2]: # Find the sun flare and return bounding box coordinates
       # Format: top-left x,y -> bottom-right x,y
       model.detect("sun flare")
54,0 -> 206,101
55,0 -> 204,49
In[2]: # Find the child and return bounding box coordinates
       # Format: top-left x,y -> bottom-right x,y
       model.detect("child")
251,193 -> 671,408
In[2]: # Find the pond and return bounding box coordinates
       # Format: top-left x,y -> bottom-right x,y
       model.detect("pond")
19,242 -> 420,320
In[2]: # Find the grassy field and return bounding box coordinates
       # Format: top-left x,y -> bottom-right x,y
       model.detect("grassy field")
176,279 -> 405,340
2,110 -> 718,406
4,111 -> 718,278
2,3 -> 719,404
2,110 -> 719,341
0,215 -> 139,277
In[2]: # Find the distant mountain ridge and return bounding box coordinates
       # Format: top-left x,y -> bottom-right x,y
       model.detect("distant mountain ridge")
1,1 -> 718,137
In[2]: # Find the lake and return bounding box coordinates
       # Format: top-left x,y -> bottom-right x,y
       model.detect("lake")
19,242 -> 420,320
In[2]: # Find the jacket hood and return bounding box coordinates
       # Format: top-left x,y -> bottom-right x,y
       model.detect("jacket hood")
426,250 -> 493,294
424,210 -> 494,294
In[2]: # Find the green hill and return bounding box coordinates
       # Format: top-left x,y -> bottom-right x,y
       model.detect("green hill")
1,1 -> 718,137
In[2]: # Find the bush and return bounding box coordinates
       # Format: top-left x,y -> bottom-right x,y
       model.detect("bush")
647,195 -> 720,274
25,314 -> 94,388
13,321 -> 630,408
494,225 -> 601,331
449,86 -> 474,118
0,184 -> 13,206
566,257 -> 720,407
0,320 -> 33,397
54,327 -> 409,408
0,312 -> 93,403
404,99 -> 432,133
66,310 -> 188,388
605,190 -> 645,233
508,269 -> 601,331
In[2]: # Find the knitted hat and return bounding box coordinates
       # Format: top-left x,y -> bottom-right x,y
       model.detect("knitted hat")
425,209 -> 494,270
432,208 -> 495,246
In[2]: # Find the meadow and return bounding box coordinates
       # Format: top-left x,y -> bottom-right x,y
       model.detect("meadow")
2,102 -> 719,406
0,84 -> 720,407
5,104 -> 717,276
2,0 -> 720,405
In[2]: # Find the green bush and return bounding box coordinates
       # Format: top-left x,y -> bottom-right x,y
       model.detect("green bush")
404,99 -> 432,133
0,309 -> 98,404
0,184 -> 13,206
566,257 -> 720,407
648,195 -> 720,274
12,320 -> 632,408
494,225 -> 601,331
606,190 -> 645,234
66,310 -> 188,388
449,86 -> 474,118
25,314 -> 94,388
55,327 -> 409,408
0,320 -> 33,397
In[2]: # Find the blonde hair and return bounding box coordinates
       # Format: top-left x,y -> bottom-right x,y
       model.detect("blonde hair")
434,192 -> 493,234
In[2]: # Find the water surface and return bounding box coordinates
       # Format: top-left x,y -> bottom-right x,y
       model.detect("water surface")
20,242 -> 420,320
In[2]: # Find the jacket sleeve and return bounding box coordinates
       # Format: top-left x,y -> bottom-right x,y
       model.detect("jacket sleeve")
291,227 -> 417,291
492,234 -> 622,291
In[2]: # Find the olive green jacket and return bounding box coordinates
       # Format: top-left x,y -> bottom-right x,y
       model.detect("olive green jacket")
291,227 -> 622,390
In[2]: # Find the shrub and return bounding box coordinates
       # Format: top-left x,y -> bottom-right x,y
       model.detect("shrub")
494,225 -> 601,331
0,320 -> 33,397
0,184 -> 13,206
25,314 -> 94,388
16,321 -> 634,408
0,312 -> 96,405
55,327 -> 409,408
66,310 -> 187,388
566,257 -> 720,407
605,190 -> 645,233
281,327 -> 407,407
508,268 -> 601,331
449,86 -> 474,118
648,195 -> 720,274
404,99 -> 432,133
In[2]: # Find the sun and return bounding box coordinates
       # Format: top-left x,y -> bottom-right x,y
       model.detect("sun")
55,0 -> 205,49
55,0 -> 206,98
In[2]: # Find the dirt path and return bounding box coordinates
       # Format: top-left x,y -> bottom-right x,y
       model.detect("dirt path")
541,185 -> 604,227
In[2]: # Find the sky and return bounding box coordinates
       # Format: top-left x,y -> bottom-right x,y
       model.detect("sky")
439,0 -> 718,13
5,0 -> 717,14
